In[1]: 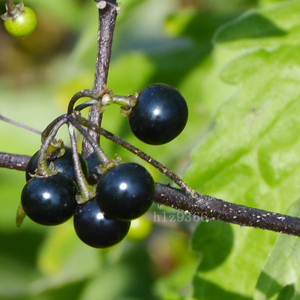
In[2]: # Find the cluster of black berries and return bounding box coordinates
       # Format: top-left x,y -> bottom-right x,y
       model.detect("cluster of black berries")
20,83 -> 188,248
22,152 -> 155,248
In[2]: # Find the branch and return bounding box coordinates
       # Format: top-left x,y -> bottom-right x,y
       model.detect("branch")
155,183 -> 300,237
73,118 -> 300,236
2,150 -> 300,237
0,152 -> 30,171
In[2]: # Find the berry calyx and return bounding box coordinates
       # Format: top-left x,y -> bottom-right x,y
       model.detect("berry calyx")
26,146 -> 89,183
96,162 -> 155,221
21,173 -> 78,226
2,4 -> 37,37
128,83 -> 188,145
73,198 -> 131,248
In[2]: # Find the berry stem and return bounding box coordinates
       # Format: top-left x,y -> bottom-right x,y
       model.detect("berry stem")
5,0 -> 16,16
41,114 -> 67,143
67,89 -> 102,115
68,123 -> 93,203
76,114 -> 198,197
111,94 -> 138,113
68,116 -> 111,167
37,118 -> 67,176
1,1 -> 24,21
74,100 -> 99,112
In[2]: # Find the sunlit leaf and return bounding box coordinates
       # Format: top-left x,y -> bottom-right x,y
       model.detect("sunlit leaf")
254,200 -> 300,300
183,2 -> 300,298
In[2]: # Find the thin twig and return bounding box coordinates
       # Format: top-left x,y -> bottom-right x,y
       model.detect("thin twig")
67,89 -> 100,115
0,114 -> 42,135
82,1 -> 118,158
76,115 -> 197,196
41,114 -> 67,143
68,116 -> 111,165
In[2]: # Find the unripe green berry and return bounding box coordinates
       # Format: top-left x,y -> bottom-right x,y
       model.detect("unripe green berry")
4,6 -> 37,37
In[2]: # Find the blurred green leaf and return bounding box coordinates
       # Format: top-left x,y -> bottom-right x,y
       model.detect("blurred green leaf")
37,221 -> 100,279
214,0 -> 300,50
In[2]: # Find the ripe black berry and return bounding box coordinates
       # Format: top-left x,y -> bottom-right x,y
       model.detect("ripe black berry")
128,83 -> 188,145
73,198 -> 131,248
85,152 -> 102,184
96,163 -> 155,221
26,146 -> 89,182
21,173 -> 78,226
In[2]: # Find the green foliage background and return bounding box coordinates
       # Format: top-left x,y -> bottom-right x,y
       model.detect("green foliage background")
1,0 -> 300,299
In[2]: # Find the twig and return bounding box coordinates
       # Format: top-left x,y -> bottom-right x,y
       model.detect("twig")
0,152 -> 30,170
68,116 -> 111,166
155,183 -> 300,237
1,151 -> 300,236
0,114 -> 42,135
76,115 -> 197,196
82,1 -> 118,158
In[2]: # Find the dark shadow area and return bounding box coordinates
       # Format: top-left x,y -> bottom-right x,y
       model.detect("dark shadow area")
0,229 -> 45,267
148,13 -> 236,88
1,279 -> 88,300
192,221 -> 234,271
96,242 -> 157,300
277,284 -> 296,300
256,272 -> 300,300
216,14 -> 286,43
193,276 -> 252,300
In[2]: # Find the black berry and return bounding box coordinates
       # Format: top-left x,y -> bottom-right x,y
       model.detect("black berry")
128,83 -> 188,145
21,173 -> 78,226
96,163 -> 155,221
85,152 -> 102,184
26,146 -> 89,183
73,198 -> 131,248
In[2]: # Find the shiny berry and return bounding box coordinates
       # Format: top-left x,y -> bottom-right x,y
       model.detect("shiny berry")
21,173 -> 78,226
128,83 -> 188,145
96,163 -> 155,221
85,152 -> 102,185
26,147 -> 89,183
4,6 -> 37,37
73,198 -> 131,248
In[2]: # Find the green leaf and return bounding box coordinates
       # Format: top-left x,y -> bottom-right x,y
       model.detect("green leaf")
184,45 -> 300,194
191,221 -> 234,271
254,200 -> 300,300
183,5 -> 300,298
37,220 -> 100,280
214,0 -> 300,50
